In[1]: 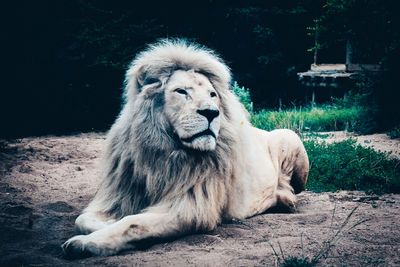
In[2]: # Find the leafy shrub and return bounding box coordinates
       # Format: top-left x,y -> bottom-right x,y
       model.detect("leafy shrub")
387,125 -> 400,139
349,107 -> 379,135
331,90 -> 378,134
304,139 -> 400,194
232,82 -> 253,113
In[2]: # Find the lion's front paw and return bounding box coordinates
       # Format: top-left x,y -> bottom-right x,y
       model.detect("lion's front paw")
62,235 -> 118,259
62,235 -> 93,259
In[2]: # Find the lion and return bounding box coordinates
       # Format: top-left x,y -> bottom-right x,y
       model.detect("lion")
62,39 -> 309,258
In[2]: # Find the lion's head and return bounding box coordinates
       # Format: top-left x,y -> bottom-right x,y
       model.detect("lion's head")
122,39 -> 244,152
93,39 -> 251,217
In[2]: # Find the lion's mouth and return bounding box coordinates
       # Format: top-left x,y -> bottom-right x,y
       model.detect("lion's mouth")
180,129 -> 216,143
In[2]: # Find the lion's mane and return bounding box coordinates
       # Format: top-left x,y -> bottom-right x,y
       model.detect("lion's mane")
87,39 -> 250,227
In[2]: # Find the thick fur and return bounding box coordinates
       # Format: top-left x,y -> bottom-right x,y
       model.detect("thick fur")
62,39 -> 309,258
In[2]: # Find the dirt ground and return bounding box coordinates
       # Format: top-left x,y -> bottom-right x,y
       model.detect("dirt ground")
1,132 -> 399,266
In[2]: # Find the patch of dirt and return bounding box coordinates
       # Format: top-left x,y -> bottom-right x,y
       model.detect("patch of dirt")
1,133 -> 399,266
316,131 -> 400,159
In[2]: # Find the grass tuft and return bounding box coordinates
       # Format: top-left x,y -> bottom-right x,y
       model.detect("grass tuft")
270,207 -> 369,266
281,257 -> 314,267
251,105 -> 361,134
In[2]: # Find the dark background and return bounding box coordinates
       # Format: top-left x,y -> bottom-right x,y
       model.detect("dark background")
2,0 -> 399,138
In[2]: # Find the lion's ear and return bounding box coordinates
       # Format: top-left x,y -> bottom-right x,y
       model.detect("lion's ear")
136,65 -> 160,90
136,66 -> 146,87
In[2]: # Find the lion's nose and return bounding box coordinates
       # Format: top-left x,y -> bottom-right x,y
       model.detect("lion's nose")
197,108 -> 220,123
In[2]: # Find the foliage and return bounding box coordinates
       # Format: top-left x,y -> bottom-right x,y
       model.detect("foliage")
387,125 -> 400,139
304,139 -> 400,194
347,74 -> 380,134
332,69 -> 400,134
232,82 -> 253,113
307,0 -> 398,63
281,257 -> 314,267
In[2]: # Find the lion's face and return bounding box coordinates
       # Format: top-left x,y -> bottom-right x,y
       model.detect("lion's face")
164,70 -> 221,151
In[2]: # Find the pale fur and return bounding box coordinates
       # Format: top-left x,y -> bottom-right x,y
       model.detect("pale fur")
62,39 -> 309,258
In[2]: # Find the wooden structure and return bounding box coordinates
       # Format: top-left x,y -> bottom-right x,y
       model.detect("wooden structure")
298,29 -> 382,103
297,63 -> 381,103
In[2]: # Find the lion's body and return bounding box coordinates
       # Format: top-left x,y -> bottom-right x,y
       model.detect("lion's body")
62,39 -> 309,258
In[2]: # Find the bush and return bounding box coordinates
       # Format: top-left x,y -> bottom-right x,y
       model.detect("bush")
304,139 -> 400,194
387,125 -> 400,139
232,82 -> 253,113
331,90 -> 378,134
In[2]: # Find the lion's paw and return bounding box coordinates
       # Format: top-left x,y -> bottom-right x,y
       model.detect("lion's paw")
62,235 -> 118,259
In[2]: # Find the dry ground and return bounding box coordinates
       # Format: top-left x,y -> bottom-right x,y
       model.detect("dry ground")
0,132 -> 399,266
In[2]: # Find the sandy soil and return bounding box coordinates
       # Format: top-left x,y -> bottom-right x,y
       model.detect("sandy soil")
1,132 -> 399,266
312,131 -> 400,159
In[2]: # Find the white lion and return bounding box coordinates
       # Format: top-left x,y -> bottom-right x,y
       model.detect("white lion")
62,39 -> 309,258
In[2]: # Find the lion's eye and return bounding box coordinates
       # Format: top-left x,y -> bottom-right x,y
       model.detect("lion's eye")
175,88 -> 188,95
210,92 -> 217,98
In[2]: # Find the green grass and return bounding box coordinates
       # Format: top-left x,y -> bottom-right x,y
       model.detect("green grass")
251,105 -> 361,133
232,82 -> 362,134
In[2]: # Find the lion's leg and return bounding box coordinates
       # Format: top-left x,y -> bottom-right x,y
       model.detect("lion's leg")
74,211 -> 116,235
62,209 -> 182,258
275,148 -> 309,209
268,129 -> 309,210
276,172 -> 297,209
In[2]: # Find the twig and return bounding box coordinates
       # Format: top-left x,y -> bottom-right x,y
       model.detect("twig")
278,241 -> 286,261
231,218 -> 254,230
269,241 -> 280,267
311,206 -> 362,264
301,232 -> 305,260
330,202 -> 337,229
